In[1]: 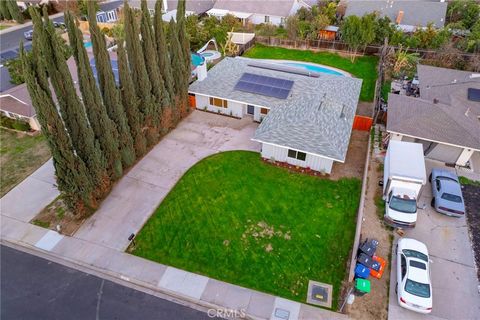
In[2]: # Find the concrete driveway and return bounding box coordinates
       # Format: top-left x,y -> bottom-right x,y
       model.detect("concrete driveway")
74,111 -> 260,251
388,160 -> 480,320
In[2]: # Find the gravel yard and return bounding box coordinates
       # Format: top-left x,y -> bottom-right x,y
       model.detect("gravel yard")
463,184 -> 480,281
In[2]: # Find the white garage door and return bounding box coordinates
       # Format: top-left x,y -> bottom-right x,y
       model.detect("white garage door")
425,143 -> 463,163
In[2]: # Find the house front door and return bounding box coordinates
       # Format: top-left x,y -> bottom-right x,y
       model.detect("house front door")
247,105 -> 254,115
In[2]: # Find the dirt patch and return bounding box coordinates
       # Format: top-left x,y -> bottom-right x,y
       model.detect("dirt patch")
463,184 -> 480,282
31,197 -> 85,236
346,136 -> 392,320
330,130 -> 370,180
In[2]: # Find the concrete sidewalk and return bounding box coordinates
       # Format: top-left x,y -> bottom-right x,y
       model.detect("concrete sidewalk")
0,159 -> 59,223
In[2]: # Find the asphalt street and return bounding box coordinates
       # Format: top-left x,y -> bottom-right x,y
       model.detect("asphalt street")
0,245 -> 212,320
0,0 -> 123,92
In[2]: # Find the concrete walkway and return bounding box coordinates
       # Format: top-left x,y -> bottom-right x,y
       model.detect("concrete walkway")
1,111 -> 347,320
75,111 -> 261,251
0,159 -> 59,223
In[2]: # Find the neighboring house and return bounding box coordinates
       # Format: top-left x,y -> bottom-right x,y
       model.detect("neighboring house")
128,0 -> 215,21
207,0 -> 309,26
387,64 -> 480,172
95,10 -> 119,23
344,0 -> 448,31
188,57 -> 362,174
0,85 -> 40,131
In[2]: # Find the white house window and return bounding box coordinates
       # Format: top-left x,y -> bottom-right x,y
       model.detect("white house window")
280,17 -> 286,25
265,15 -> 270,23
209,97 -> 228,108
287,149 -> 306,161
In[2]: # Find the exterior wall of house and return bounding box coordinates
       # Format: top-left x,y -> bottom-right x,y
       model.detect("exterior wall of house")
28,116 -> 41,131
195,94 -> 244,118
260,143 -> 334,173
469,151 -> 480,173
249,14 -> 285,26
252,106 -> 270,122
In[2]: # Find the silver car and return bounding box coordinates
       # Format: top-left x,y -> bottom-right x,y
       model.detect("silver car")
429,168 -> 465,217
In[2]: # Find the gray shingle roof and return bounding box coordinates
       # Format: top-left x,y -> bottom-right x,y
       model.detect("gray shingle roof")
212,0 -> 297,17
387,94 -> 480,150
345,0 -> 447,27
189,57 -> 362,161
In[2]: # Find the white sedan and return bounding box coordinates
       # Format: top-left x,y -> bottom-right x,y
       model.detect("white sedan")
396,238 -> 433,314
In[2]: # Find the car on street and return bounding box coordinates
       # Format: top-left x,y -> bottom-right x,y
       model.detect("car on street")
396,238 -> 432,314
23,30 -> 33,40
429,168 -> 465,217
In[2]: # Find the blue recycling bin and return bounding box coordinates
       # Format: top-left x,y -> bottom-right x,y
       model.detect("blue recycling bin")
355,263 -> 370,279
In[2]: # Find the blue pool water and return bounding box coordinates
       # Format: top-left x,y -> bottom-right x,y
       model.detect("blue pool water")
84,41 -> 92,48
281,62 -> 344,76
191,53 -> 205,67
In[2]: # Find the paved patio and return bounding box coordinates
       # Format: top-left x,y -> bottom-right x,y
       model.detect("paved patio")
388,160 -> 480,320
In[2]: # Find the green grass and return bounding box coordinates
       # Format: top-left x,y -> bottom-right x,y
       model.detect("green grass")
244,44 -> 379,102
459,176 -> 480,186
32,220 -> 50,228
0,128 -> 51,197
132,151 -> 361,308
381,81 -> 392,102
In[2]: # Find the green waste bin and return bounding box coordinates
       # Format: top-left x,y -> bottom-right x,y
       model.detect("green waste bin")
354,278 -> 371,296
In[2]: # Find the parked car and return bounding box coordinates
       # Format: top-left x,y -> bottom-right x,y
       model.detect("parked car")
429,168 -> 465,217
24,30 -> 33,41
396,238 -> 432,314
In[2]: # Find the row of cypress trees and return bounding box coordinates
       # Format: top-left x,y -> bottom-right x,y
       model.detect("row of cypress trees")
21,0 -> 191,216
0,0 -> 24,23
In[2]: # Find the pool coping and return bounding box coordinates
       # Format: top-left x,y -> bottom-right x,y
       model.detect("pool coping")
256,58 -> 352,77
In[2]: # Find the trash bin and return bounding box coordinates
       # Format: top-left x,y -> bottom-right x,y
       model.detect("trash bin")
357,253 -> 381,271
359,238 -> 379,257
354,278 -> 371,296
370,256 -> 387,279
355,263 -> 370,279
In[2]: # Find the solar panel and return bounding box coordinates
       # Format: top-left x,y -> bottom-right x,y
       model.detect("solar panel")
234,73 -> 293,99
467,88 -> 480,102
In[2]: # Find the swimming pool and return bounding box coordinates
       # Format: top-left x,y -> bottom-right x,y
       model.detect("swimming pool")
84,41 -> 92,48
280,62 -> 345,76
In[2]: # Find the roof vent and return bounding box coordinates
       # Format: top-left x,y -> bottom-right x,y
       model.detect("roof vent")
340,105 -> 346,118
433,98 -> 439,104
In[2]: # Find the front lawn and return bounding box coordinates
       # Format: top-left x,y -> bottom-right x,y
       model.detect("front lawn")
132,151 -> 361,308
0,128 -> 50,197
244,44 -> 378,102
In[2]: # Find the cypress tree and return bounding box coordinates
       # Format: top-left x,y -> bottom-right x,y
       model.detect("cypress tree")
21,44 -> 94,214
154,0 -> 175,105
87,2 -> 136,167
0,1 -> 7,20
140,0 -> 168,116
176,0 -> 190,73
32,7 -> 110,198
123,0 -> 158,145
65,12 -> 124,179
116,40 -> 147,157
168,18 -> 185,120
6,0 -> 23,23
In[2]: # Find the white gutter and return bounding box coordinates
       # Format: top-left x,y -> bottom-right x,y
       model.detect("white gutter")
388,130 -> 480,152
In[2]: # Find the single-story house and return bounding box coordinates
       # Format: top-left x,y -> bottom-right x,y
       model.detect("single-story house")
95,10 -> 119,23
188,57 -> 362,174
207,0 -> 309,26
344,0 -> 448,30
128,0 -> 216,21
387,64 -> 480,171
0,84 -> 40,131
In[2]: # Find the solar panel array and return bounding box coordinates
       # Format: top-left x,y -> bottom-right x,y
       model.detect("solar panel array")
467,88 -> 480,102
89,58 -> 120,85
234,73 -> 294,99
